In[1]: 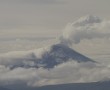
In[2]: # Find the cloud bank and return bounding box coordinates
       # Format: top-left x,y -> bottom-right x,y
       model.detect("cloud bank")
60,15 -> 110,45
0,48 -> 110,87
0,60 -> 110,87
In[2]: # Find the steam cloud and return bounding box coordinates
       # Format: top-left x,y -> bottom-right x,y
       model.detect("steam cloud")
60,15 -> 110,45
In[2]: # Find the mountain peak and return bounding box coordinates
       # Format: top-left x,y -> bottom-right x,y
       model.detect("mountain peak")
36,44 -> 95,68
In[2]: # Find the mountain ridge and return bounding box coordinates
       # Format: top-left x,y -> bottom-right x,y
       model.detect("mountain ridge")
6,81 -> 110,90
35,44 -> 95,68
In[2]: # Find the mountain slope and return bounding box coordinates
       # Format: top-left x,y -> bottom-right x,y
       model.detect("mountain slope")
35,44 -> 95,68
8,43 -> 95,69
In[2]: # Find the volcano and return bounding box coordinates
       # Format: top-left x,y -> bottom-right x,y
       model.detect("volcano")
35,44 -> 95,68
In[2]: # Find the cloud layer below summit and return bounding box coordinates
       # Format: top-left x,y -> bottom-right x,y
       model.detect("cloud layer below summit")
0,60 -> 110,87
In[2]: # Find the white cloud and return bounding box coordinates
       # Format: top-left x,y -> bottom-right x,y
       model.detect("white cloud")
0,60 -> 110,87
0,46 -> 110,87
60,15 -> 110,46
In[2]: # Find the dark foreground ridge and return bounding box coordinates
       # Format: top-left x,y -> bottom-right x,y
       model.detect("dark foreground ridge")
36,82 -> 110,90
35,81 -> 110,90
6,81 -> 110,90
0,87 -> 10,90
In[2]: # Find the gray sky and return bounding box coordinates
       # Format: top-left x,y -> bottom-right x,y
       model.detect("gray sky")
0,0 -> 110,38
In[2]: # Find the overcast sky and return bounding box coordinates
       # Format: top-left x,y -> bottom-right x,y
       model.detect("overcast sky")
0,0 -> 110,38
